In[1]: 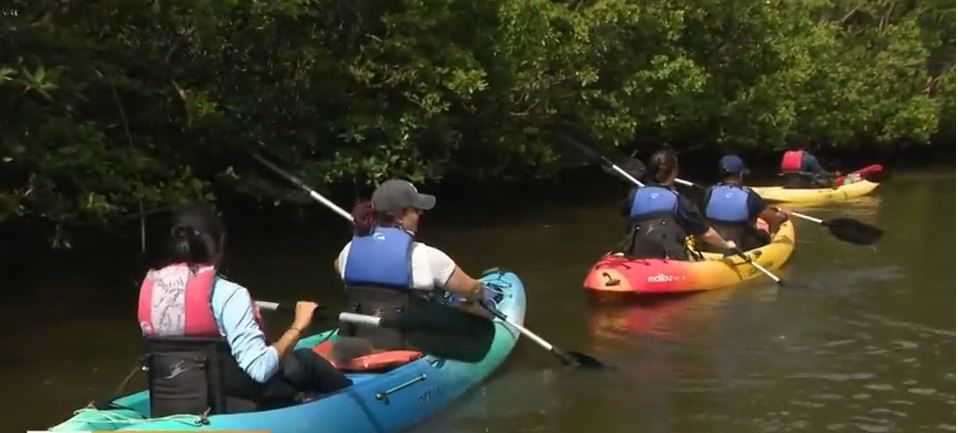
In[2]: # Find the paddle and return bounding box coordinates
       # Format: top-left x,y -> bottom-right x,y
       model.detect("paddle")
252,152 -> 608,368
479,299 -> 606,369
557,133 -> 883,246
256,300 -> 496,362
250,150 -> 354,222
777,210 -> 883,245
555,132 -> 645,187
728,248 -> 784,286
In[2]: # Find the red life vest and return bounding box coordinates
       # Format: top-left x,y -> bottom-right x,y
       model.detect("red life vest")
137,263 -> 221,337
780,150 -> 804,173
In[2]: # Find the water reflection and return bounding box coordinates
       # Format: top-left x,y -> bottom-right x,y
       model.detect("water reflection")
2,171 -> 954,433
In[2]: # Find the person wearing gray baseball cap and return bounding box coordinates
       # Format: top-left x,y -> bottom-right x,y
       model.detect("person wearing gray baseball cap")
701,155 -> 790,251
331,179 -> 487,352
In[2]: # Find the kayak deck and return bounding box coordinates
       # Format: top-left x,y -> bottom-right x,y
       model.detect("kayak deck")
751,180 -> 879,204
49,271 -> 526,433
584,220 -> 795,295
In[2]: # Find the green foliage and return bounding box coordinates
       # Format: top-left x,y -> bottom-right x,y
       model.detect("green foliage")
0,0 -> 952,225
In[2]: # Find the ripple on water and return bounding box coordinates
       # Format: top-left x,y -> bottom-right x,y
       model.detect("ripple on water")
856,424 -> 893,433
891,340 -> 919,349
788,372 -> 876,382
870,408 -> 907,418
789,400 -> 826,409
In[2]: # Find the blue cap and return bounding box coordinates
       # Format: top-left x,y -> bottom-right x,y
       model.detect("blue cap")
719,155 -> 749,175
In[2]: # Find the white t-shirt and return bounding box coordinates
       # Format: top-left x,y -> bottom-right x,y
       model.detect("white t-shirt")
336,241 -> 457,291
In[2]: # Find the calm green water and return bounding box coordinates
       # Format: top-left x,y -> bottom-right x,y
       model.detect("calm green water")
1,171 -> 954,432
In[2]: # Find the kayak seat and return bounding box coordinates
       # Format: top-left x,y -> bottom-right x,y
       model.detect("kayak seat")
312,341 -> 423,372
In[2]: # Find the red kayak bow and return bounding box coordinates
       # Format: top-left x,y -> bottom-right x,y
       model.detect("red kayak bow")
834,164 -> 884,186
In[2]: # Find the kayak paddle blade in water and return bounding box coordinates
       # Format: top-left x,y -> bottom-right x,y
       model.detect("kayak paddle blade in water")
556,349 -> 607,369
375,298 -> 496,362
479,299 -> 609,369
824,218 -> 884,245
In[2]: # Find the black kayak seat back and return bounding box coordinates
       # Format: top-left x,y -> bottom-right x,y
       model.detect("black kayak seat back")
142,337 -> 259,417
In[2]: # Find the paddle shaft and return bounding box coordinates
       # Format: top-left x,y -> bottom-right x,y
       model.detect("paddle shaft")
251,151 -> 354,222
480,302 -> 555,351
256,301 -> 385,327
608,162 -> 644,187
734,252 -> 784,285
255,300 -> 281,311
788,211 -> 823,224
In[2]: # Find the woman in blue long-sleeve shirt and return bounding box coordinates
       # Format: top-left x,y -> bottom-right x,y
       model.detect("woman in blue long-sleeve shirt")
137,204 -> 350,414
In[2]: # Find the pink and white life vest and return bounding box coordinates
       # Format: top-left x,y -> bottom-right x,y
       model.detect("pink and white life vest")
780,150 -> 804,173
137,263 -> 220,337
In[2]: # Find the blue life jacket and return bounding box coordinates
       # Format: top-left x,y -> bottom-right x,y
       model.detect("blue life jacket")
705,184 -> 750,223
629,185 -> 679,220
343,226 -> 413,289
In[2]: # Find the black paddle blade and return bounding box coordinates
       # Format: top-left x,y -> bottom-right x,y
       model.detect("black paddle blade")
554,131 -> 647,180
602,154 -> 646,181
567,351 -> 607,369
555,131 -> 606,165
824,218 -> 883,245
552,348 -> 607,369
381,299 -> 496,362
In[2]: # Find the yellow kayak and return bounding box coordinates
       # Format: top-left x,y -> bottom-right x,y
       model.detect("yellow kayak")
750,180 -> 879,204
583,220 -> 796,295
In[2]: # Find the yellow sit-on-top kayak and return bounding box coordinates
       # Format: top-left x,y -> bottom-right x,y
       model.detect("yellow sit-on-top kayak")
750,180 -> 879,204
583,220 -> 796,295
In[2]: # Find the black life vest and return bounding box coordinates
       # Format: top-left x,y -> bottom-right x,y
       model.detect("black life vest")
702,184 -> 767,251
341,226 -> 420,350
623,186 -> 689,260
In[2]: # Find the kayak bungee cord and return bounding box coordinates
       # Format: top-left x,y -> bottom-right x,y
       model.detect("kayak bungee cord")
69,407 -> 205,427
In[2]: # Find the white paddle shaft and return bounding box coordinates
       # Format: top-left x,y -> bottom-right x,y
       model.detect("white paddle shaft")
251,150 -> 354,223
339,312 -> 382,327
789,211 -> 823,224
255,300 -> 280,311
610,163 -> 644,187
494,314 -> 555,351
309,190 -> 353,222
738,254 -> 783,284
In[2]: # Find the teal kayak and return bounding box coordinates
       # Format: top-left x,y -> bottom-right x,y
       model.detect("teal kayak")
48,270 -> 526,432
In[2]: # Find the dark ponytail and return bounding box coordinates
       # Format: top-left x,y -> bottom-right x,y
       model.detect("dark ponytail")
646,150 -> 678,184
351,200 -> 400,237
352,200 -> 377,236
165,204 -> 224,266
